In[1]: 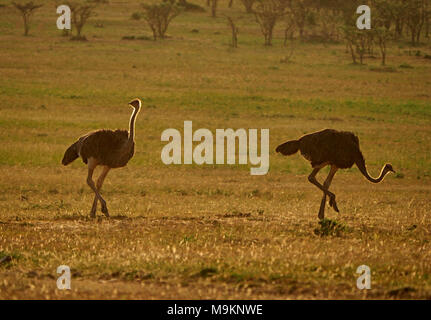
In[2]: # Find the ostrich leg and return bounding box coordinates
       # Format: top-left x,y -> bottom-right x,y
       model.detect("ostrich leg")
308,167 -> 339,212
90,166 -> 111,217
318,165 -> 338,219
318,195 -> 326,220
86,158 -> 109,217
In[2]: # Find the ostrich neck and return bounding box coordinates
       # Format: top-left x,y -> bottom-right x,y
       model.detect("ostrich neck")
356,157 -> 387,183
128,107 -> 139,142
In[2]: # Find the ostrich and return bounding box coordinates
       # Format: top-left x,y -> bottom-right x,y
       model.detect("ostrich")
275,129 -> 395,220
62,98 -> 141,217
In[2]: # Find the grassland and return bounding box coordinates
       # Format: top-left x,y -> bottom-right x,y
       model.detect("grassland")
0,1 -> 431,299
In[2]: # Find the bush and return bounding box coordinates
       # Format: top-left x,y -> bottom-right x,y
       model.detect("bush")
369,66 -> 397,72
314,219 -> 348,237
399,63 -> 413,69
131,12 -> 141,20
122,35 -> 153,41
136,35 -> 153,40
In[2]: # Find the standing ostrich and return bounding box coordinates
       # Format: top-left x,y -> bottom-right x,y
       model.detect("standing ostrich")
276,129 -> 395,220
62,98 -> 141,217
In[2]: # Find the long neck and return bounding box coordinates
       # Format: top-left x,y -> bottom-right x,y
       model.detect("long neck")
356,156 -> 388,183
128,107 -> 139,142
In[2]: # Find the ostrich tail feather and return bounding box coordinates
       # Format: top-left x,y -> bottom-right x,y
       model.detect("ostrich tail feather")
276,140 -> 300,156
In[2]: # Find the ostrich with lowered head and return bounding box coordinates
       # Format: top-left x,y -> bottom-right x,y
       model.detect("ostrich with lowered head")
276,129 -> 395,220
62,98 -> 142,217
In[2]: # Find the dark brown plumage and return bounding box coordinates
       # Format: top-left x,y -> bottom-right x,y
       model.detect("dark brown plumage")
65,129 -> 133,167
62,98 -> 141,217
276,129 -> 395,220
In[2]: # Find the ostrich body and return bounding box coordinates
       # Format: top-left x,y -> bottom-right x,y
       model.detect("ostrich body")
276,129 -> 395,219
62,99 -> 141,217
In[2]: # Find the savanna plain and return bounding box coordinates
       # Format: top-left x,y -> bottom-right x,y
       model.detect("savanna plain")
0,0 -> 431,299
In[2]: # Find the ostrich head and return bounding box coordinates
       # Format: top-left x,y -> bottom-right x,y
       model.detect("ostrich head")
62,143 -> 79,165
384,163 -> 395,173
129,98 -> 141,111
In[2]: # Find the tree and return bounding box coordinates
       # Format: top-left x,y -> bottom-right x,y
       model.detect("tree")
371,0 -> 394,30
426,8 -> 431,38
12,1 -> 43,36
374,27 -> 392,65
370,0 -> 394,65
65,1 -> 98,40
287,0 -> 312,40
142,0 -> 181,40
405,0 -> 428,45
281,0 -> 344,42
283,15 -> 296,45
208,0 -> 218,17
426,1 -> 431,38
318,6 -> 342,42
226,16 -> 238,47
281,37 -> 295,62
240,0 -> 256,13
390,0 -> 408,39
356,30 -> 368,64
254,0 -> 287,46
341,26 -> 359,64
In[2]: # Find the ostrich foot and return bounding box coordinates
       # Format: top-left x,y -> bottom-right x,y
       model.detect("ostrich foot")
101,202 -> 109,218
329,195 -> 339,213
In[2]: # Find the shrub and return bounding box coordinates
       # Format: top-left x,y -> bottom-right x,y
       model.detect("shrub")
131,12 -> 141,20
314,219 -> 348,237
399,63 -> 413,68
369,66 -> 397,72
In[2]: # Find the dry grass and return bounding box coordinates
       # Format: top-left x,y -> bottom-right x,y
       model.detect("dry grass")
1,1 -> 431,299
